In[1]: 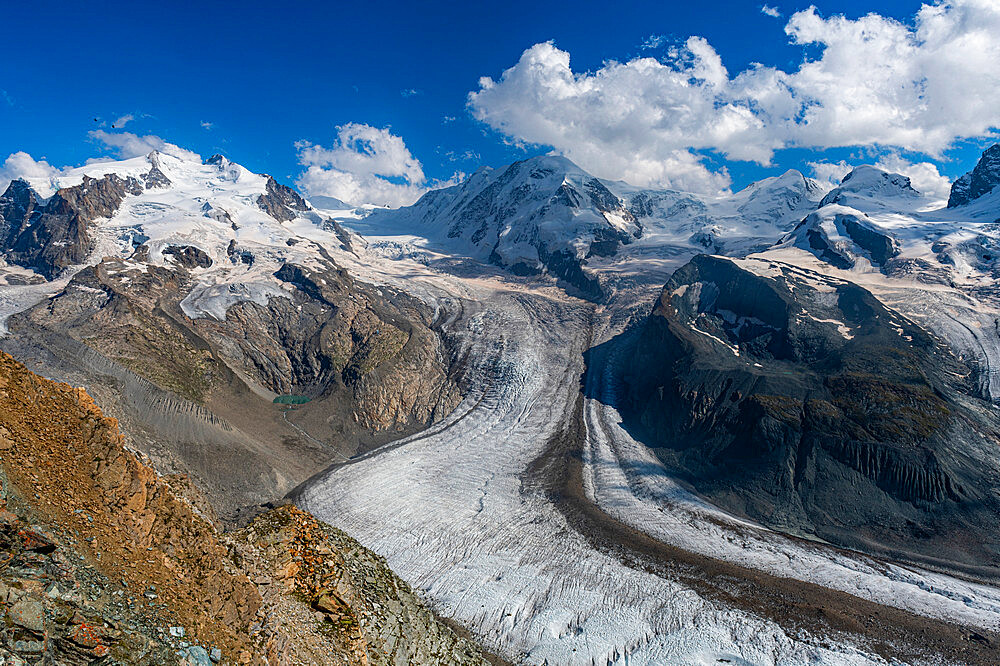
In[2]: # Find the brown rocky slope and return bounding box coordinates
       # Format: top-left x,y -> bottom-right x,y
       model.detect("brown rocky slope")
0,352 -> 491,665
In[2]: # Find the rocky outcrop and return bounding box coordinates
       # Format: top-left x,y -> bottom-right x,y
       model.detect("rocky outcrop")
610,254 -> 1000,576
227,505 -> 490,666
948,143 -> 1000,207
257,176 -> 310,222
163,245 -> 213,269
0,174 -> 142,278
0,353 -> 494,665
0,351 -> 262,663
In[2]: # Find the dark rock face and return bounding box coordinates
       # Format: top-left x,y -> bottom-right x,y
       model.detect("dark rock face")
788,211 -> 899,271
142,151 -> 171,189
257,176 -> 310,222
143,165 -> 171,189
0,175 -> 142,278
226,240 -> 254,266
839,214 -> 898,265
948,143 -> 1000,207
163,244 -> 212,269
610,254 -> 1000,576
0,179 -> 40,249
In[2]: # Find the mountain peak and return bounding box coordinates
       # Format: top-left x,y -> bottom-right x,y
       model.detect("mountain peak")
1,178 -> 35,199
820,165 -> 917,207
948,143 -> 1000,208
367,153 -> 636,300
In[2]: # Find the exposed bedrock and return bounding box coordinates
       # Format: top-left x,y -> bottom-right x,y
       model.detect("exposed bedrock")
257,174 -> 311,222
3,254 -> 460,523
949,143 -> 1000,208
0,174 -> 143,278
602,254 -> 1000,577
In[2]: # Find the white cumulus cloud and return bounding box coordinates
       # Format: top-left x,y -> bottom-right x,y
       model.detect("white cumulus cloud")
88,130 -> 201,162
468,40 -> 737,193
807,160 -> 853,189
468,0 -> 1000,192
872,154 -> 952,201
0,152 -> 64,197
761,5 -> 781,18
296,123 -> 458,207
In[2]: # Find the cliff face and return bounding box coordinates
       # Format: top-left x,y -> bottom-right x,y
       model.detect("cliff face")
0,352 -> 492,665
948,143 -> 1000,207
613,255 -> 1000,577
0,174 -> 144,278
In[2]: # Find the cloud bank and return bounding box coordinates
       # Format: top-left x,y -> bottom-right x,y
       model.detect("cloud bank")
88,130 -> 201,162
468,0 -> 1000,192
296,123 -> 458,207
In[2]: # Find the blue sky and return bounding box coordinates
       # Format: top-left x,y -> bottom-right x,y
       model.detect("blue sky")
2,0 -> 998,205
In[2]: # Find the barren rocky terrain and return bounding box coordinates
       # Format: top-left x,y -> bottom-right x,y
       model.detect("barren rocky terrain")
0,351 -> 493,665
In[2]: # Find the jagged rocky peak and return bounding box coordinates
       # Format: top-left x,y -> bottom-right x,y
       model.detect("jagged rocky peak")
257,174 -> 311,222
142,150 -> 171,189
948,143 -> 1000,208
0,173 -> 143,278
820,165 -> 918,207
612,253 -> 1000,576
0,177 -> 38,209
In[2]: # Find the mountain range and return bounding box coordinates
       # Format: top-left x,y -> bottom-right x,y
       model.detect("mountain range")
1,142 -> 999,664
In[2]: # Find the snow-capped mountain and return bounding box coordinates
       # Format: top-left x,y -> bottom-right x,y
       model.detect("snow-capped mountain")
620,167 -> 826,250
352,155 -> 826,299
360,155 -> 640,299
0,150 -> 326,306
0,150 -> 458,522
817,165 -> 921,211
